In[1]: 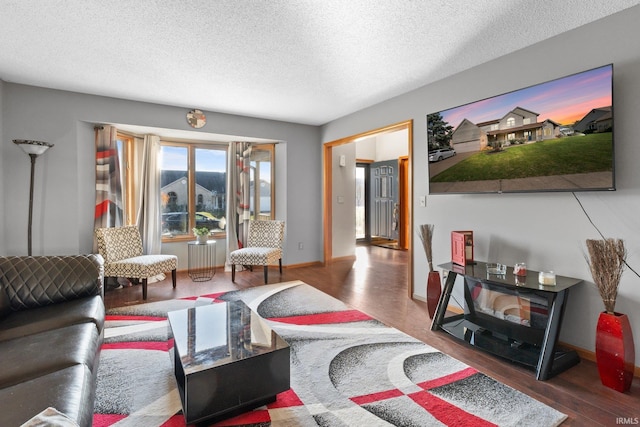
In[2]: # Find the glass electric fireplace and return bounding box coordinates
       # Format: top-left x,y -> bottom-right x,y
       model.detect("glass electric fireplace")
431,261 -> 583,380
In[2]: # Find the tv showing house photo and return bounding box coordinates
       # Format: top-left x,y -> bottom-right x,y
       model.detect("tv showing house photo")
427,64 -> 614,194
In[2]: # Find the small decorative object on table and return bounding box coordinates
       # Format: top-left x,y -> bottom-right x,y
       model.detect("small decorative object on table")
193,226 -> 210,244
486,263 -> 506,275
419,224 -> 441,319
538,271 -> 556,286
451,230 -> 474,266
585,238 -> 634,393
514,262 -> 527,276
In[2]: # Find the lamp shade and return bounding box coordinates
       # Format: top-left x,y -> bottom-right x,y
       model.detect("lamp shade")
13,139 -> 54,156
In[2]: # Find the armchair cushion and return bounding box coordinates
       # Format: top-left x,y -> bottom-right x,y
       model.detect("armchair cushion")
104,254 -> 177,279
228,247 -> 282,266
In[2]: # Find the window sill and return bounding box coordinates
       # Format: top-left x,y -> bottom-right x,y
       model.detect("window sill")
162,232 -> 226,243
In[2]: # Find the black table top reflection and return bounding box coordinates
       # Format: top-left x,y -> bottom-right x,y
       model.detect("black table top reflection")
168,300 -> 289,375
438,261 -> 582,293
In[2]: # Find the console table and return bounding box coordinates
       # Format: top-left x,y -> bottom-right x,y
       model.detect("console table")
431,261 -> 582,380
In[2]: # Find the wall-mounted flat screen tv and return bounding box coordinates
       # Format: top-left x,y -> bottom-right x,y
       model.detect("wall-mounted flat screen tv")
427,64 -> 614,194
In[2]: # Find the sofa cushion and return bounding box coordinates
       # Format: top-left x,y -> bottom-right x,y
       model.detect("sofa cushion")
0,295 -> 105,342
0,282 -> 10,319
0,255 -> 103,311
0,364 -> 93,427
0,323 -> 101,389
21,407 -> 80,427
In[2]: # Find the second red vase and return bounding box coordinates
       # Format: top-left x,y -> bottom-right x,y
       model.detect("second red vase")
595,311 -> 635,393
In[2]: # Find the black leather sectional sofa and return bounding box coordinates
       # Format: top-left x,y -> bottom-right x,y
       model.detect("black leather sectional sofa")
0,255 -> 105,427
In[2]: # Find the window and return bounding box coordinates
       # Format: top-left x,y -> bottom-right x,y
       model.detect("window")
159,141 -> 276,241
506,117 -> 515,128
160,143 -> 227,239
507,133 -> 516,140
523,118 -> 531,125
249,145 -> 274,221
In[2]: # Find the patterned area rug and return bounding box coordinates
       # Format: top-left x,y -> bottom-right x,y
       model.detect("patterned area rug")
94,280 -> 567,426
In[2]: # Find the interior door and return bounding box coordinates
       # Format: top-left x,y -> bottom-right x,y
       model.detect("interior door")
370,160 -> 398,240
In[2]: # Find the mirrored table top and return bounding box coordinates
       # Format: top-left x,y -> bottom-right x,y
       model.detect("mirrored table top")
168,300 -> 289,374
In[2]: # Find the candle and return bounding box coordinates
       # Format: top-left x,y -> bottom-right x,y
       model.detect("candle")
538,271 -> 556,285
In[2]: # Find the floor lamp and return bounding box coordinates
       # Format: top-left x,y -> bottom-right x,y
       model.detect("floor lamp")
13,139 -> 54,256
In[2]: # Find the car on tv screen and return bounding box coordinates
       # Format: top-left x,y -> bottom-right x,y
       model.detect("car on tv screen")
428,147 -> 456,162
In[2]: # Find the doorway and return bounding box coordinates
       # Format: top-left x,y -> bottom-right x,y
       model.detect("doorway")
323,120 -> 413,297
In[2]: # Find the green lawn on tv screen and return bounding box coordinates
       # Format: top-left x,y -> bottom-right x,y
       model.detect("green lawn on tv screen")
431,132 -> 613,182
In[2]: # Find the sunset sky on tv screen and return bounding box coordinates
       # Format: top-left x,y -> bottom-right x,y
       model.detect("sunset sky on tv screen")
440,65 -> 612,129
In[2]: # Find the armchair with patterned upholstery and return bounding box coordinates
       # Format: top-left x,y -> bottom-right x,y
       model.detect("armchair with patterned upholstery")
95,225 -> 177,300
229,220 -> 285,283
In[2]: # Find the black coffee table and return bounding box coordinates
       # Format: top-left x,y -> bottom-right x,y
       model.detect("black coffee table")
168,300 -> 290,424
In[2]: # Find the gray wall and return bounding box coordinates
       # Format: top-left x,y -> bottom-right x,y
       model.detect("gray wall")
322,6 -> 640,364
331,142 -> 356,258
0,85 -> 322,267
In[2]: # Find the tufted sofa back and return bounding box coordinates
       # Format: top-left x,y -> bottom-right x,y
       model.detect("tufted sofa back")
0,254 -> 104,312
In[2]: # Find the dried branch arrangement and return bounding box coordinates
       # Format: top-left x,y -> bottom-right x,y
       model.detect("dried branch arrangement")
585,238 -> 627,313
418,224 -> 435,272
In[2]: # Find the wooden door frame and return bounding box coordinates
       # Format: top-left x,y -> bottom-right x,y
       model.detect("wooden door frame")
398,156 -> 409,250
323,119 -> 414,298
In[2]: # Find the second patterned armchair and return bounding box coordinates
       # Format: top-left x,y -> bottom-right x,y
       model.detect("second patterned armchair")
228,220 -> 285,284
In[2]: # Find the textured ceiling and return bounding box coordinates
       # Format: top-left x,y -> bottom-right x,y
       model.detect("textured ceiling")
1,1 -> 639,126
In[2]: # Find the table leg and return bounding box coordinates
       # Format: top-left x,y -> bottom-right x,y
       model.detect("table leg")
431,271 -> 457,331
536,290 -> 567,380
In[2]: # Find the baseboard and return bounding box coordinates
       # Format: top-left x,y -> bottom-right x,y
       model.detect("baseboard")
283,261 -> 323,269
560,341 -> 640,378
412,293 -> 427,302
329,255 -> 357,263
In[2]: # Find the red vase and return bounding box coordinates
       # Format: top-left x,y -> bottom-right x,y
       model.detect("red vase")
427,271 -> 442,319
595,311 -> 635,392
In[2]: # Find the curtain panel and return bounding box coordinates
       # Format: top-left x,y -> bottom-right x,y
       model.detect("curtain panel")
93,125 -> 123,249
136,135 -> 162,255
225,141 -> 252,269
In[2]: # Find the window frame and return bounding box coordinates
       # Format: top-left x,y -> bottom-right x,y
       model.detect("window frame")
249,144 -> 276,221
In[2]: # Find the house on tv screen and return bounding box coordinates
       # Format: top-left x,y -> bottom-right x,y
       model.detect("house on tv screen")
450,106 -> 561,153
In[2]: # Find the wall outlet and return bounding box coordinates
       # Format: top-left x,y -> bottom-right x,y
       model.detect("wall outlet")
419,196 -> 426,207
298,242 -> 304,250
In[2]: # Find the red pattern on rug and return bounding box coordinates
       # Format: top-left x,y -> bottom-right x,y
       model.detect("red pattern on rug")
267,309 -> 373,324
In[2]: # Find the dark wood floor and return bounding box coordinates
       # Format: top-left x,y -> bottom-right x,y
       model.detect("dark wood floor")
104,244 -> 639,426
